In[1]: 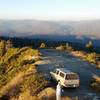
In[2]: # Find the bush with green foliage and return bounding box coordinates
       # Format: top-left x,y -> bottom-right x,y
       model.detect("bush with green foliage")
91,75 -> 100,92
86,41 -> 93,52
40,43 -> 46,48
85,53 -> 97,64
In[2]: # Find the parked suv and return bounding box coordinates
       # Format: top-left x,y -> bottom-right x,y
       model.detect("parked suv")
50,68 -> 80,88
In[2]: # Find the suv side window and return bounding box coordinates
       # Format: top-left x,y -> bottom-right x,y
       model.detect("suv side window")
56,70 -> 59,75
59,72 -> 65,78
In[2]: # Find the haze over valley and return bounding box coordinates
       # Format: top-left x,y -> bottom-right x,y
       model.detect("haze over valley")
0,19 -> 100,47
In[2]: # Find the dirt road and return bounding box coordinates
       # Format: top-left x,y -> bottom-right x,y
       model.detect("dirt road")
37,49 -> 100,100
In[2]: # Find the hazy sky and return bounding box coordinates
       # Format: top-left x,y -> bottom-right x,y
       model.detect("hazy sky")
0,0 -> 100,20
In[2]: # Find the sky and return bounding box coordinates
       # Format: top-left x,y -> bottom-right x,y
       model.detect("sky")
0,0 -> 100,21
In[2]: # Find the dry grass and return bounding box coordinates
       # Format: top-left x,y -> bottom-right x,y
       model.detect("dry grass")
0,64 -> 37,98
0,72 -> 24,98
18,89 -> 38,100
61,97 -> 72,100
38,87 -> 56,100
71,51 -> 86,59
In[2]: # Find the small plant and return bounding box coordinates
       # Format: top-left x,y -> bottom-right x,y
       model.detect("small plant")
40,43 -> 46,48
86,41 -> 93,52
86,53 -> 97,64
91,75 -> 100,92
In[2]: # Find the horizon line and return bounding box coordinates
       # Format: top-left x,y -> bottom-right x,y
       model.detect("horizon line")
0,18 -> 100,22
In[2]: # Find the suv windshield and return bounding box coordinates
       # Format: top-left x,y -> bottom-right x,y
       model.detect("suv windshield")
56,70 -> 59,75
65,74 -> 79,80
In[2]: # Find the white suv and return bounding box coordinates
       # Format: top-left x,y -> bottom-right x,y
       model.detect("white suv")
50,68 -> 80,88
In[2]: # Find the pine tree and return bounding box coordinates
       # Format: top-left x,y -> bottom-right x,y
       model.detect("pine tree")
40,43 -> 46,48
86,41 -> 93,52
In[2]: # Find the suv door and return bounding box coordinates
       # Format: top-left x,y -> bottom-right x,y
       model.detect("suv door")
58,72 -> 65,86
55,70 -> 60,81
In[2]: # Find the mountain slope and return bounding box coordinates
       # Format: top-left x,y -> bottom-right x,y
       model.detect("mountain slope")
0,20 -> 100,38
0,20 -> 100,47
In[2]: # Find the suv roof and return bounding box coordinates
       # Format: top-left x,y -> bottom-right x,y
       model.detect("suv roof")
56,68 -> 76,74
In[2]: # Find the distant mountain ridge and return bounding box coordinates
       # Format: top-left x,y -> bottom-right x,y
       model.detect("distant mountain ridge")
0,19 -> 100,47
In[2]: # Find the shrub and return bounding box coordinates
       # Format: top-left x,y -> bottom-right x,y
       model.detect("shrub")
97,62 -> 100,69
85,53 -> 97,64
56,45 -> 65,51
86,41 -> 93,52
56,43 -> 74,51
40,43 -> 46,48
91,75 -> 100,92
